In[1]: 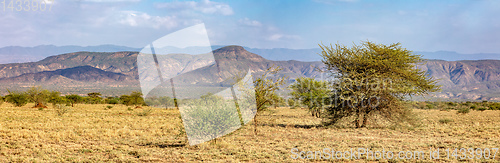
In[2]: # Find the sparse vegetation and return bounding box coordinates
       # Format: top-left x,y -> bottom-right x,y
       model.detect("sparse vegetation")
5,90 -> 29,107
457,108 -> 470,114
251,66 -> 287,132
0,102 -> 498,162
477,107 -> 487,111
120,92 -> 145,106
490,102 -> 500,110
438,118 -> 453,124
136,108 -> 152,116
289,77 -> 331,118
55,104 -> 70,116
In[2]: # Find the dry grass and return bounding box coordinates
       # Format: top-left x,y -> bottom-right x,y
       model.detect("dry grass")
0,103 -> 499,162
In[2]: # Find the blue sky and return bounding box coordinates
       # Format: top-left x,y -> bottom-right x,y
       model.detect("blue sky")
1,0 -> 499,54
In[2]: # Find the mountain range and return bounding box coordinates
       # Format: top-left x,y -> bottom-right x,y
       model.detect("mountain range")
0,45 -> 498,101
0,45 -> 498,64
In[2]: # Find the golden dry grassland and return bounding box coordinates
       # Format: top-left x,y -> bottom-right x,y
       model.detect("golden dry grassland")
0,103 -> 499,162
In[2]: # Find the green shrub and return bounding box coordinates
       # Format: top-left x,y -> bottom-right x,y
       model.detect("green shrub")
127,107 -> 133,111
446,102 -> 457,106
439,118 -> 453,124
425,104 -> 434,109
108,99 -> 119,104
181,94 -> 241,144
489,103 -> 500,110
440,107 -> 453,111
38,107 -> 44,111
463,101 -> 472,106
5,91 -> 29,107
55,104 -> 70,116
287,98 -> 297,108
470,105 -> 477,110
457,108 -> 470,114
477,107 -> 487,111
106,105 -> 113,110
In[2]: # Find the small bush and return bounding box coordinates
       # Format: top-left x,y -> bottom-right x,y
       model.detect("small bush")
425,104 -> 434,109
440,107 -> 453,111
55,104 -> 70,116
477,107 -> 487,111
38,107 -> 44,111
127,107 -> 133,111
470,105 -> 477,110
446,102 -> 457,106
489,103 -> 500,110
5,91 -> 29,107
457,108 -> 470,114
287,98 -> 297,108
106,105 -> 113,110
137,108 -> 152,116
463,101 -> 472,106
108,99 -> 119,104
439,118 -> 453,124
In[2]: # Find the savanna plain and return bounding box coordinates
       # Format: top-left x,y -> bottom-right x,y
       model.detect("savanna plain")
0,102 -> 499,162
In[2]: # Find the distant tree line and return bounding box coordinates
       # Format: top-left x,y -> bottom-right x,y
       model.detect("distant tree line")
0,86 -> 146,108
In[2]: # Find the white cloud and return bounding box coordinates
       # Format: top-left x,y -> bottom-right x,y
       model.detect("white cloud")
119,11 -> 178,29
267,34 -> 300,41
238,18 -> 262,27
155,0 -> 233,16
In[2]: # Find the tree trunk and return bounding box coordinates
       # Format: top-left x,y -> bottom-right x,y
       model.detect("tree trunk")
361,107 -> 372,128
355,115 -> 361,128
253,114 -> 258,134
361,114 -> 368,128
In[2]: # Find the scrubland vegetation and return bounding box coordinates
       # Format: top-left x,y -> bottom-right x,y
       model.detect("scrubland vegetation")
0,102 -> 499,162
0,41 -> 498,162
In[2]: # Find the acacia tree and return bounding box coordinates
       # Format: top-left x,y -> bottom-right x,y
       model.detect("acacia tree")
26,86 -> 50,108
87,92 -> 102,104
252,66 -> 287,132
120,92 -> 145,106
320,41 -> 440,128
232,66 -> 286,133
289,77 -> 331,118
65,94 -> 83,107
48,91 -> 67,107
254,66 -> 286,113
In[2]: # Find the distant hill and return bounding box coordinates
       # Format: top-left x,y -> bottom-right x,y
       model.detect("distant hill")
0,45 -> 140,64
417,60 -> 500,101
1,45 -> 498,64
0,66 -> 131,84
0,45 -> 498,101
0,46 -> 324,96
